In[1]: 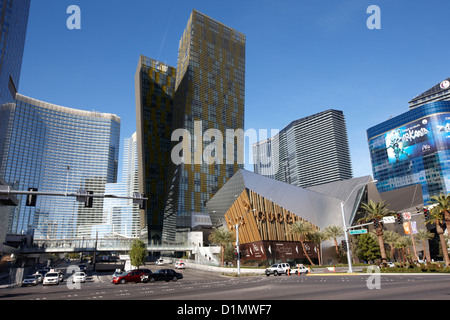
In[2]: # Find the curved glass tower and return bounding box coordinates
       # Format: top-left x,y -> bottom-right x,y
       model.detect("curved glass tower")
0,94 -> 120,239
367,100 -> 450,203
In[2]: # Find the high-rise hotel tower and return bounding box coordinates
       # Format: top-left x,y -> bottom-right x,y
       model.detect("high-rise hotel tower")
253,109 -> 353,188
0,94 -> 120,239
135,56 -> 177,243
174,9 -> 246,218
136,10 -> 246,243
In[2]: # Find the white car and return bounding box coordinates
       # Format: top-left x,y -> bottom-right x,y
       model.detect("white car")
156,259 -> 165,266
265,263 -> 291,276
292,264 -> 310,275
43,272 -> 60,285
72,272 -> 86,283
175,262 -> 185,269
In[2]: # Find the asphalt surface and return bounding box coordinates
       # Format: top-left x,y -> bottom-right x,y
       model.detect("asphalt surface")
1,267 -> 449,301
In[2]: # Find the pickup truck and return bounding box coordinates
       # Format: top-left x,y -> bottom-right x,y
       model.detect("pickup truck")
265,263 -> 290,276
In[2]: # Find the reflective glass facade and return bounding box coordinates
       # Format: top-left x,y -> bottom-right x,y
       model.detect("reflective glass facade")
174,9 -> 246,218
253,109 -> 353,188
0,0 -> 30,106
367,101 -> 450,203
101,133 -> 140,238
135,56 -> 177,243
0,94 -> 120,239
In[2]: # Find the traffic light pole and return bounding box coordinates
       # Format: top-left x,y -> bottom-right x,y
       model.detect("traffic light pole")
340,201 -> 354,273
0,186 -> 147,207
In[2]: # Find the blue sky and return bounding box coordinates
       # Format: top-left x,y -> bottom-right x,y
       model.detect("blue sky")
19,0 -> 450,181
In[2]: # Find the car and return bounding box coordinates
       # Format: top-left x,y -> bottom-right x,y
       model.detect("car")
78,264 -> 87,272
175,262 -> 185,269
57,270 -> 65,282
134,268 -> 152,275
22,274 -> 40,286
141,269 -> 183,283
155,258 -> 165,266
292,264 -> 310,275
387,262 -> 396,268
32,272 -> 43,283
72,272 -> 86,283
111,270 -> 146,284
43,272 -> 60,285
265,263 -> 290,276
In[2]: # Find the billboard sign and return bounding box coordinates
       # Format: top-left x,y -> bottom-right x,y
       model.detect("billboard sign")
384,113 -> 450,164
385,118 -> 435,164
403,222 -> 411,235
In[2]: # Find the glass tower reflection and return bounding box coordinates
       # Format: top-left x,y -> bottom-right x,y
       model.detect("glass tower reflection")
0,94 -> 120,239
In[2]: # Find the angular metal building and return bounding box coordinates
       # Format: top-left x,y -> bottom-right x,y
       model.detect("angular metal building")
206,169 -> 378,264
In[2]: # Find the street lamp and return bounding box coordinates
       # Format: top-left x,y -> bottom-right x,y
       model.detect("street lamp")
340,179 -> 377,273
231,208 -> 256,277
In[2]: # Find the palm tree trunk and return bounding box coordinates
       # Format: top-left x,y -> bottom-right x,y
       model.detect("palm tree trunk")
316,245 -> 322,266
444,211 -> 450,233
390,245 -> 395,263
333,238 -> 341,263
436,220 -> 450,267
376,228 -> 388,265
422,240 -> 431,262
300,241 -> 315,265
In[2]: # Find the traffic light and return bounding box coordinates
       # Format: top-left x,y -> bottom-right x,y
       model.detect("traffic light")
396,213 -> 403,224
423,208 -> 429,220
372,219 -> 379,228
85,191 -> 94,208
133,192 -> 147,210
26,188 -> 38,206
341,240 -> 347,252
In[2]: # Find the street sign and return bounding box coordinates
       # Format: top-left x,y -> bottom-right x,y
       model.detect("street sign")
403,222 -> 411,234
349,229 -> 368,235
402,212 -> 411,220
383,216 -> 396,224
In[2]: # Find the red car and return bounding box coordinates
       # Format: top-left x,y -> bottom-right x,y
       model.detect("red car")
112,270 -> 148,284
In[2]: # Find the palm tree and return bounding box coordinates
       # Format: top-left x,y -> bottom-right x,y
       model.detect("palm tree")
309,230 -> 329,266
414,229 -> 433,262
358,200 -> 395,265
425,206 -> 450,267
208,227 -> 235,267
383,230 -> 401,262
323,225 -> 344,263
430,194 -> 450,232
289,220 -> 315,265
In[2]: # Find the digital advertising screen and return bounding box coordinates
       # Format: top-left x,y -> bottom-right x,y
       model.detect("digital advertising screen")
384,113 -> 450,164
385,117 -> 436,164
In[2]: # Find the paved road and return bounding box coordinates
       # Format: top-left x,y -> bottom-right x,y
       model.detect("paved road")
1,268 -> 449,301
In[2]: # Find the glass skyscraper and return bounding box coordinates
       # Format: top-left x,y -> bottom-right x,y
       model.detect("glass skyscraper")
136,10 -> 246,243
253,109 -> 353,188
0,0 -> 30,106
174,9 -> 246,219
0,94 -> 120,239
101,133 -> 140,239
135,56 -> 177,243
368,100 -> 450,204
